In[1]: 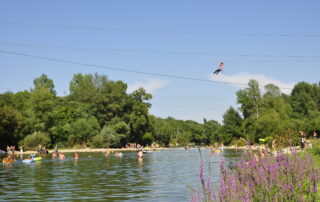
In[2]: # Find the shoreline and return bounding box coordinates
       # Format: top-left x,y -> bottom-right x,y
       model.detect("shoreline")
9,144 -> 301,155
16,147 -> 188,154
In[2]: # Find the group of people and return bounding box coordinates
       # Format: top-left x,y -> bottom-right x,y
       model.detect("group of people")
52,151 -> 67,160
103,149 -> 123,157
38,145 -> 49,154
103,148 -> 144,159
126,143 -> 143,149
241,130 -> 318,154
51,151 -> 79,160
210,143 -> 224,157
6,146 -> 16,155
2,146 -> 17,164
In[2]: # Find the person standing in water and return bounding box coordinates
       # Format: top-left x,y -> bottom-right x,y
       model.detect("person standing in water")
137,149 -> 143,158
74,152 -> 79,160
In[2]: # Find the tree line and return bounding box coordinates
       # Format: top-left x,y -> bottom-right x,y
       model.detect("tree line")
1,73 -> 319,150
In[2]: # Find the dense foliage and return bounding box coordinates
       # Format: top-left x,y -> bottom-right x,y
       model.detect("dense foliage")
1,73 -> 320,150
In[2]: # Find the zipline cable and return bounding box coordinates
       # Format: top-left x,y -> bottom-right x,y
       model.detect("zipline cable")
1,21 -> 320,38
0,42 -> 319,59
0,49 -> 293,90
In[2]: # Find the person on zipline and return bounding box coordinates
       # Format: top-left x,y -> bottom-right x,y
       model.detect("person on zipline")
213,62 -> 224,75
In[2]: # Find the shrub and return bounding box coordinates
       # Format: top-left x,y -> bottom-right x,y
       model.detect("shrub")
308,139 -> 320,156
231,138 -> 247,147
91,135 -> 105,148
141,132 -> 154,146
93,125 -> 127,148
21,131 -> 51,151
69,117 -> 100,145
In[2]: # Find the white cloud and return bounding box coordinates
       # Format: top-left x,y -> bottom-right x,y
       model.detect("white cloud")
209,72 -> 296,94
127,79 -> 169,93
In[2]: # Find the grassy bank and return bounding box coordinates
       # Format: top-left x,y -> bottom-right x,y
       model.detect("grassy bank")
306,139 -> 320,168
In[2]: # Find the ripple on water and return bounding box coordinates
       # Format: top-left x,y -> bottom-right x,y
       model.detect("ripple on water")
0,149 -> 242,201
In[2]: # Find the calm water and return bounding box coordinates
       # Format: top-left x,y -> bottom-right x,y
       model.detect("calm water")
0,148 -> 241,201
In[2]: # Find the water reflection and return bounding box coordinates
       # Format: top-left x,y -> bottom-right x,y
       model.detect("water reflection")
0,148 -> 242,201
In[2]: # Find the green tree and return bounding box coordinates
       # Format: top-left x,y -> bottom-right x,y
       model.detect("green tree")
237,80 -> 262,120
290,82 -> 319,118
223,107 -> 243,137
202,119 -> 220,144
185,120 -> 205,145
126,88 -> 152,143
92,122 -> 129,148
26,87 -> 56,133
69,73 -> 128,126
153,117 -> 171,146
69,117 -> 100,146
69,73 -> 97,103
250,110 -> 284,143
20,131 -> 51,151
47,99 -> 92,146
0,103 -> 22,148
33,74 -> 56,95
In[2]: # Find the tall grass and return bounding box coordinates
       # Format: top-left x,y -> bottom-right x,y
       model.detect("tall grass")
307,139 -> 320,168
192,149 -> 320,201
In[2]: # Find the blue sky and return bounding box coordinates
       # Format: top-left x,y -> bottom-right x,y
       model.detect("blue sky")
0,1 -> 320,123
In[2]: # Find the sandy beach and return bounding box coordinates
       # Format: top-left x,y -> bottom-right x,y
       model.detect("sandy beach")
12,144 -> 302,155
16,147 -> 187,154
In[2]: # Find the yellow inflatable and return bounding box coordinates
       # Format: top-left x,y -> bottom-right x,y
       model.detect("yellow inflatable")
2,157 -> 15,164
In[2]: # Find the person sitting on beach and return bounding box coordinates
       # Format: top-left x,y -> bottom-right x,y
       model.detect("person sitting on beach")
137,149 -> 143,158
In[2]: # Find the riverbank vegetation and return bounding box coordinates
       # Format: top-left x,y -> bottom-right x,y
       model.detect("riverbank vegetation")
1,73 -> 320,150
192,149 -> 320,201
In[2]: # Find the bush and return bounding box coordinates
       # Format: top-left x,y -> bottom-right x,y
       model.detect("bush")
94,125 -> 127,148
231,138 -> 247,147
20,131 -> 51,151
91,135 -> 105,148
141,132 -> 154,146
308,139 -> 320,156
69,117 -> 100,145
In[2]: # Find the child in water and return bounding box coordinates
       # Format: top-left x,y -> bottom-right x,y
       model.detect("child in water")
74,152 -> 78,160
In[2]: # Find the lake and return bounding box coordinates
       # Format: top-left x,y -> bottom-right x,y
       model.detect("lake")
0,148 -> 242,201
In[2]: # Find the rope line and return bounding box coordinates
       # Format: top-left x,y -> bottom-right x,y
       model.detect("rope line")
0,42 -> 319,59
0,49 -> 293,90
1,21 -> 319,38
